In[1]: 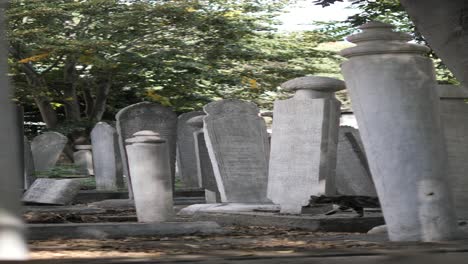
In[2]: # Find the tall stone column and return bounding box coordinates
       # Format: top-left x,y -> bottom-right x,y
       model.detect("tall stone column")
126,131 -> 174,222
0,0 -> 29,259
340,21 -> 458,241
268,76 -> 344,214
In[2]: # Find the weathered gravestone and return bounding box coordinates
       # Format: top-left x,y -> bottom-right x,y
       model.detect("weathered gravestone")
126,131 -> 174,222
73,145 -> 93,176
23,136 -> 36,189
187,115 -> 220,203
91,122 -> 124,191
116,102 -> 177,196
203,99 -> 270,203
31,132 -> 68,172
22,178 -> 81,205
335,126 -> 377,196
176,111 -> 205,188
268,76 -> 344,214
437,85 -> 468,219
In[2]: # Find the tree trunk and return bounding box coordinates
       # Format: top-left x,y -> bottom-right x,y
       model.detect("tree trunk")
90,75 -> 112,122
63,57 -> 81,121
34,96 -> 58,128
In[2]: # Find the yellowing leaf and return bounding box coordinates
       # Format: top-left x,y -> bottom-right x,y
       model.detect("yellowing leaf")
186,7 -> 197,12
146,90 -> 171,106
18,52 -> 50,63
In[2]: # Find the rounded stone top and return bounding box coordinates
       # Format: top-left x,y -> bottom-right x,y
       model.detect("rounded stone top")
340,21 -> 430,58
186,115 -> 204,128
125,130 -> 166,144
281,76 -> 345,92
75,145 -> 92,150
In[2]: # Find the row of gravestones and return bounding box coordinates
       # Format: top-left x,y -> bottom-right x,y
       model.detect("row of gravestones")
109,96 -> 375,208
19,97 -> 375,208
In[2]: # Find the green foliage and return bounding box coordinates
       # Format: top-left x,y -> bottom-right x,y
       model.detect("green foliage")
35,164 -> 82,178
311,0 -> 458,84
9,0 -> 337,130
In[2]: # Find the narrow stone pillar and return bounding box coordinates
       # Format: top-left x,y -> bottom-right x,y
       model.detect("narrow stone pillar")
267,76 -> 344,214
0,0 -> 29,259
73,145 -> 93,176
125,131 -> 174,222
187,115 -> 220,203
340,21 -> 458,241
16,106 -> 25,190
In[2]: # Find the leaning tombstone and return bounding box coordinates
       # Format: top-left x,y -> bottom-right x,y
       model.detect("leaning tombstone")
203,99 -> 270,203
73,145 -> 93,176
22,178 -> 81,205
267,76 -> 344,214
340,21 -> 457,241
116,102 -> 177,197
126,131 -> 174,222
176,111 -> 205,188
23,136 -> 36,189
31,132 -> 68,172
91,122 -> 124,191
335,126 -> 377,196
187,115 -> 220,203
437,85 -> 468,220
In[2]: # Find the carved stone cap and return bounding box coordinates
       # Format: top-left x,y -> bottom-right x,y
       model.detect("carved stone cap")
281,76 -> 345,93
186,115 -> 204,128
340,21 -> 430,58
125,130 -> 166,144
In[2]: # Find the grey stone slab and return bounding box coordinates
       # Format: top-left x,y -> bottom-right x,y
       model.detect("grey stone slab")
194,130 -> 220,203
22,178 -> 81,205
178,203 -> 280,216
27,221 -> 224,240
192,211 -> 384,233
335,126 -> 377,196
31,132 -> 68,172
23,136 -> 36,189
73,148 -> 93,176
116,102 -> 177,196
187,115 -> 220,203
176,111 -> 205,188
91,122 -> 124,191
203,99 -> 270,203
438,85 -> 468,219
268,77 -> 343,214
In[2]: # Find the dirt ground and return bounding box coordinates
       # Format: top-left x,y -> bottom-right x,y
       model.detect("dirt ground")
28,226 -> 386,260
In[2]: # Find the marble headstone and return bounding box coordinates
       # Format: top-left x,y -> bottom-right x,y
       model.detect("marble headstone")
176,111 -> 205,188
203,99 -> 270,203
116,102 -> 177,195
335,126 -> 377,196
31,132 -> 68,172
187,115 -> 220,203
22,178 -> 81,205
268,76 -> 344,214
91,122 -> 124,191
23,136 -> 36,189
